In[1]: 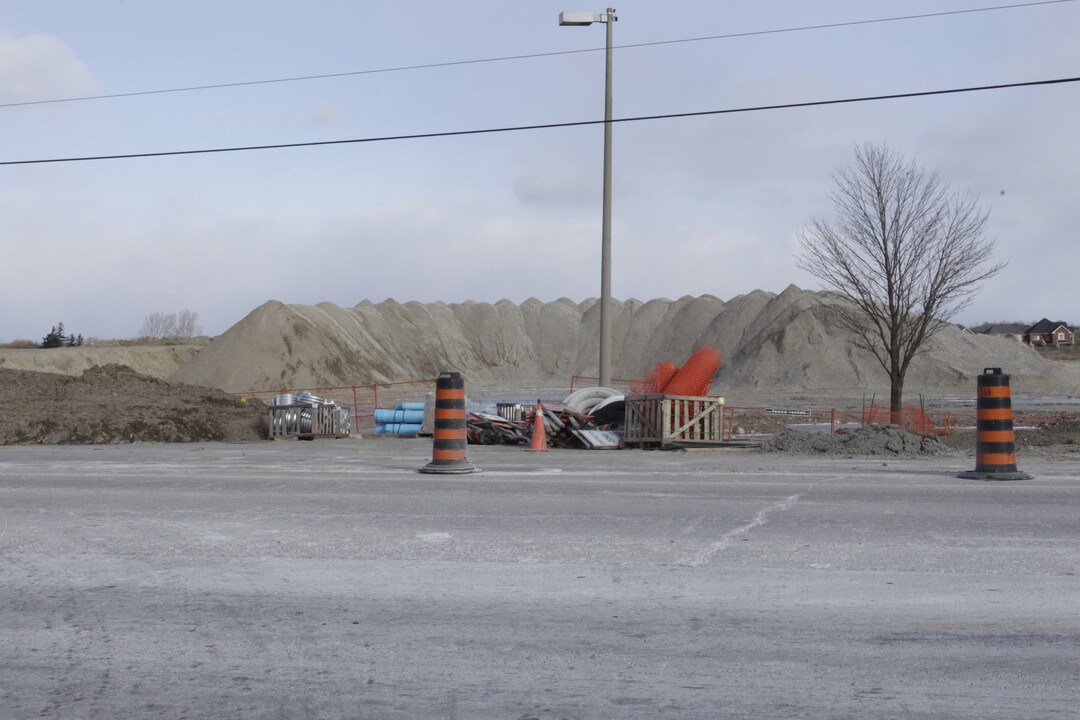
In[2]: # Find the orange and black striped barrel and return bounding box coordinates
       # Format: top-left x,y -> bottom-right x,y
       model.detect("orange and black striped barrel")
419,372 -> 479,474
974,368 -> 1017,473
958,368 -> 1030,480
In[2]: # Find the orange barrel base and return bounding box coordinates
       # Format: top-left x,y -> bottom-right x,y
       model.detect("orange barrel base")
957,367 -> 1031,481
419,371 -> 480,475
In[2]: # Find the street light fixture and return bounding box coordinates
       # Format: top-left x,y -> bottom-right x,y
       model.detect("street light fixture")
559,8 -> 617,390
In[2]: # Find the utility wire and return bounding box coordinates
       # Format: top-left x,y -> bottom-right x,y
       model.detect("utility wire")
624,0 -> 1078,50
3,76 -> 1076,167
1,0 -> 1073,109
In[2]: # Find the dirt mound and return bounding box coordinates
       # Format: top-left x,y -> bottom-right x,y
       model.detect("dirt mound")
1023,418 -> 1080,449
759,425 -> 951,457
0,365 -> 266,445
0,343 -> 206,379
938,419 -> 1080,456
761,420 -> 1080,458
168,289 -> 1080,396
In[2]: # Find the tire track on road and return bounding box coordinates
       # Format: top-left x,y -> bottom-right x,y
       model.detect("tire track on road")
680,493 -> 805,567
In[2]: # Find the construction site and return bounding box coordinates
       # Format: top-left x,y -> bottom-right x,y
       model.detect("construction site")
1,288 -> 1078,453
3,289 -> 1080,719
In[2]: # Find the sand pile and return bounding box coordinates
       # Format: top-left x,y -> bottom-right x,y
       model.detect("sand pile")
7,287 -> 1072,400
168,287 -> 1079,396
0,343 -> 206,379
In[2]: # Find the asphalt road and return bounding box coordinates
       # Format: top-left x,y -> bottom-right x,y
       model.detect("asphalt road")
1,441 -> 1077,719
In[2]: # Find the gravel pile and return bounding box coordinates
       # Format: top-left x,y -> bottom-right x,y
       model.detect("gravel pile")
165,288 -> 1080,395
759,424 -> 951,457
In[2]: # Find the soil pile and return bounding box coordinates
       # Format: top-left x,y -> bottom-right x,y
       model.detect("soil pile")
1024,418 -> 1080,449
168,287 -> 1080,395
0,343 -> 206,379
0,365 -> 266,445
759,425 -> 951,457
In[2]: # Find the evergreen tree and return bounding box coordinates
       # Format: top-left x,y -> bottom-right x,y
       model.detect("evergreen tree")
41,323 -> 65,349
40,323 -> 81,348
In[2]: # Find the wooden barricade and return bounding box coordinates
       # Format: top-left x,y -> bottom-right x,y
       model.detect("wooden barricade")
623,394 -> 727,448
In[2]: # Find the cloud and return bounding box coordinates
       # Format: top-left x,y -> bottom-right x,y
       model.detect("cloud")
0,193 -> 603,340
513,161 -> 599,208
0,30 -> 98,103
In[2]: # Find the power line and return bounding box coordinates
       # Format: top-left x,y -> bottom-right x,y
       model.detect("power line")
3,76 -> 1076,167
628,0 -> 1077,47
2,0 -> 1074,109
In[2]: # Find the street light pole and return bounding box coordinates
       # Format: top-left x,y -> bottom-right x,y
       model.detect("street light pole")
559,8 -> 617,389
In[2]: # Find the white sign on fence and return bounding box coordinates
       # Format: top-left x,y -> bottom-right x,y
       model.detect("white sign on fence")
763,409 -> 812,417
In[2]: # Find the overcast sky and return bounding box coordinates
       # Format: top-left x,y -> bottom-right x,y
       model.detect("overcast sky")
2,0 -> 1078,342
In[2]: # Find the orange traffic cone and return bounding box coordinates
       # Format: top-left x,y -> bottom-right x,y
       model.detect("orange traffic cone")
525,403 -> 549,452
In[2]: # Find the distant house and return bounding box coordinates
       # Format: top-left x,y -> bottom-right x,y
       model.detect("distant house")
1023,319 -> 1074,346
968,322 -> 1027,340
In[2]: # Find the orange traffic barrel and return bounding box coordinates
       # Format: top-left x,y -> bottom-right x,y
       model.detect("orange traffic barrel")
958,368 -> 1031,480
419,371 -> 479,474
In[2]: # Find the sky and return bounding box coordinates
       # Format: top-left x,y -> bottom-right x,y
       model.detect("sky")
2,0 -> 1078,342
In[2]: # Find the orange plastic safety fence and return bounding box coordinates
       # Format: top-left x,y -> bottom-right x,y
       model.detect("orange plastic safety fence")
663,347 -> 723,397
630,362 -> 680,395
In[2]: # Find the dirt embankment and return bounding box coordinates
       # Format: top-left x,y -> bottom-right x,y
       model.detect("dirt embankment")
0,365 -> 266,445
0,343 -> 206,379
759,420 -> 1080,457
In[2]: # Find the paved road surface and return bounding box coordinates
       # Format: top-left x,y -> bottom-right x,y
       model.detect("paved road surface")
1,441 -> 1077,719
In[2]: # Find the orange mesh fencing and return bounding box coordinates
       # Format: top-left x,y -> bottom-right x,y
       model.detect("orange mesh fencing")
862,404 -> 937,433
629,362 -> 679,395
654,363 -> 680,392
663,347 -> 723,397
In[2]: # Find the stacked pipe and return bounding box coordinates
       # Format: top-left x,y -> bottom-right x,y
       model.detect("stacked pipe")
374,402 -> 425,435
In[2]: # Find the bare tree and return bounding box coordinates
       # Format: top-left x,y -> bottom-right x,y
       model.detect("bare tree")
797,143 -> 1004,416
139,312 -> 177,339
175,309 -> 203,337
139,309 -> 202,339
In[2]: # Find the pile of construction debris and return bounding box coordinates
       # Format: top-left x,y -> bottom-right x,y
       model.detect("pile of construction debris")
466,412 -> 529,445
462,349 -> 727,450
466,389 -> 625,449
